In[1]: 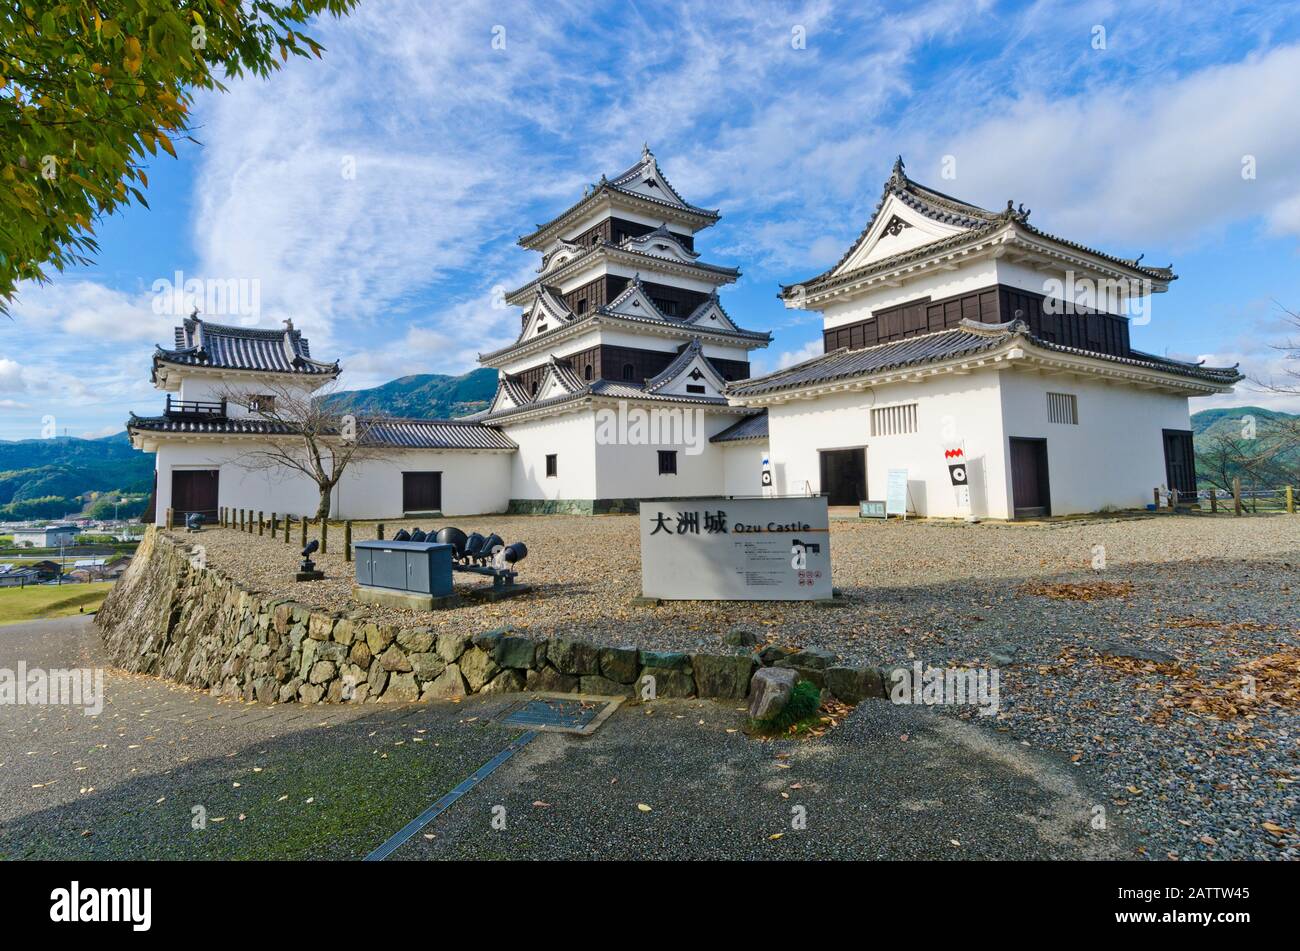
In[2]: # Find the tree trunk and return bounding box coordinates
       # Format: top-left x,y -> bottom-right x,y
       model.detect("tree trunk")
316,484 -> 332,521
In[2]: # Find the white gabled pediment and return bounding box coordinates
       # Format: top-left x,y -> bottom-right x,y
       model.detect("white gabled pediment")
645,340 -> 729,398
538,238 -> 585,276
833,193 -> 969,276
684,294 -> 741,332
622,226 -> 698,263
489,378 -> 523,413
535,356 -> 585,402
602,278 -> 668,322
519,288 -> 574,341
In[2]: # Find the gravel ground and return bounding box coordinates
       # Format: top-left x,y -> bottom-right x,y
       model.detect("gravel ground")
179,512 -> 1299,860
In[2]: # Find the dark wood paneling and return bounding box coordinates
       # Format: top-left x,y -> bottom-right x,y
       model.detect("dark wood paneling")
1162,429 -> 1197,497
823,283 -> 1131,359
402,472 -> 442,512
560,275 -> 711,319
571,217 -> 694,252
171,469 -> 219,522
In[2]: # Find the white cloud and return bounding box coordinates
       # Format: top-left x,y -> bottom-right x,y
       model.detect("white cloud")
0,358 -> 26,392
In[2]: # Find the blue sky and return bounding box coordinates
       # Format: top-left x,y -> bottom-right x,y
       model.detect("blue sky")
3,0 -> 1300,441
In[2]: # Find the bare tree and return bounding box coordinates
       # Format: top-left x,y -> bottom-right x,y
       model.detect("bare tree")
214,379 -> 390,520
1255,302 -> 1300,484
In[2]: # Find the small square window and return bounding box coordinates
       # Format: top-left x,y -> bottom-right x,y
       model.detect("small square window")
685,384 -> 706,395
545,454 -> 558,478
658,450 -> 677,475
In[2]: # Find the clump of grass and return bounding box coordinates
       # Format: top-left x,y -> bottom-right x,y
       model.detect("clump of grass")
751,680 -> 822,735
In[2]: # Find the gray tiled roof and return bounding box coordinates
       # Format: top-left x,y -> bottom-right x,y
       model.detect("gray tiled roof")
710,411 -> 768,443
727,322 -> 1242,397
154,318 -> 338,377
480,376 -> 729,423
127,414 -> 515,450
783,158 -> 1177,298
728,326 -> 1010,397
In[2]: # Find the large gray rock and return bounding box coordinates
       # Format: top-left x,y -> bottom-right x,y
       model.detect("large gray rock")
365,623 -> 395,654
423,664 -> 466,700
723,628 -> 759,648
639,650 -> 689,670
693,654 -> 756,699
396,627 -> 435,653
459,646 -> 499,692
824,665 -> 884,704
409,652 -> 445,680
1099,642 -> 1177,664
480,669 -> 526,694
436,631 -> 470,663
749,667 -> 798,720
756,645 -> 795,667
599,646 -> 639,683
775,647 -> 838,670
637,666 -> 694,699
494,635 -> 537,669
579,675 -> 634,697
383,672 -> 420,702
380,644 -> 413,672
526,666 -> 579,693
549,638 -> 600,676
308,660 -> 337,685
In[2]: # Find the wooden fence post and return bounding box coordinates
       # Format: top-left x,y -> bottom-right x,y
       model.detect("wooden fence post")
344,521 -> 353,563
320,518 -> 328,555
1209,488 -> 1217,513
300,516 -> 308,549
258,511 -> 264,536
1233,477 -> 1242,517
1287,485 -> 1295,514
166,507 -> 174,530
270,513 -> 277,536
377,523 -> 385,541
284,516 -> 291,544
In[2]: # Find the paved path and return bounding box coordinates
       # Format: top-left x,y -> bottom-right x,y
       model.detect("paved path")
1,617 -> 1129,860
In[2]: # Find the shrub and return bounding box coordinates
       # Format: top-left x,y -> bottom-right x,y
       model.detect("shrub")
753,679 -> 822,733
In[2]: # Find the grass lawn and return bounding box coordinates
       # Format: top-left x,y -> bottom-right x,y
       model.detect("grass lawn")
0,582 -> 114,626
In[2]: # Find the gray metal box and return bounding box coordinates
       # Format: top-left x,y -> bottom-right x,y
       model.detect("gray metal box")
353,541 -> 453,597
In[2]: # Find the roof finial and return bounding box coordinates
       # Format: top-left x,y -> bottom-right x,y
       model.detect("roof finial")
1134,252 -> 1144,265
642,141 -> 652,161
190,307 -> 200,321
890,155 -> 906,183
282,318 -> 294,332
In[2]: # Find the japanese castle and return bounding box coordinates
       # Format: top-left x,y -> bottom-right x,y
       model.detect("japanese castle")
129,150 -> 1241,522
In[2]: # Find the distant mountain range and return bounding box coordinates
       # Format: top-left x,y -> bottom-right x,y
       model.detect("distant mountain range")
0,432 -> 154,520
1,385 -> 1294,518
320,368 -> 497,418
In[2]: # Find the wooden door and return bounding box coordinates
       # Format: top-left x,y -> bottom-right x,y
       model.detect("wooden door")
171,469 -> 219,523
1162,429 -> 1197,499
1009,438 -> 1050,517
819,449 -> 867,506
402,471 -> 442,513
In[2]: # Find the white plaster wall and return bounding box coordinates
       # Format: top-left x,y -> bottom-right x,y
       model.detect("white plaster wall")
333,452 -> 511,518
721,442 -> 768,496
151,441 -> 320,525
150,442 -> 512,524
502,412 -> 598,500
996,370 -> 1194,515
817,261 -> 999,330
764,371 -> 1010,518
174,373 -> 324,418
589,408 -> 740,499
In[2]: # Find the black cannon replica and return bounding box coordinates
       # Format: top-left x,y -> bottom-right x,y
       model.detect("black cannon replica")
353,525 -> 531,609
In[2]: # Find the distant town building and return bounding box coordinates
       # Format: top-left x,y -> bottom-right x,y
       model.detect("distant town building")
11,525 -> 79,548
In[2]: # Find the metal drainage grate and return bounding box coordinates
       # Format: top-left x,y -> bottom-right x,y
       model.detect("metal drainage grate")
495,694 -> 624,735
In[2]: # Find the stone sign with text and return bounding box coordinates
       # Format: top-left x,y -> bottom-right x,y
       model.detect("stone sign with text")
639,497 -> 832,600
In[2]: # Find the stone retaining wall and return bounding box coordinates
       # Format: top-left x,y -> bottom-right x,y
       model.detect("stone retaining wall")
95,528 -> 890,706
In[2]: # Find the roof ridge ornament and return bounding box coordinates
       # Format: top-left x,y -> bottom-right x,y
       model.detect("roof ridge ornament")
890,155 -> 906,185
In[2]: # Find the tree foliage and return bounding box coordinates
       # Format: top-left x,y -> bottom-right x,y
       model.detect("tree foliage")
0,0 -> 358,312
